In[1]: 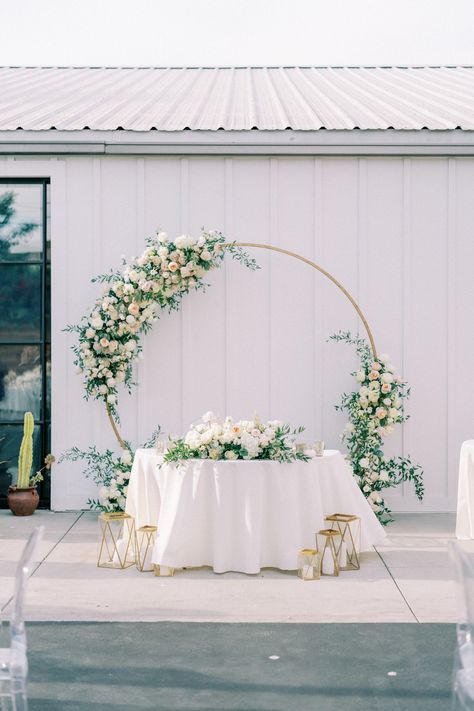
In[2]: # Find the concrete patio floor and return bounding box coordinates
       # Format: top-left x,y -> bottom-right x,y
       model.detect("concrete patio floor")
0,511 -> 458,623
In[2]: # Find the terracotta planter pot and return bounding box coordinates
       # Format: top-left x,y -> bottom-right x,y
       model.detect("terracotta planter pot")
7,486 -> 39,516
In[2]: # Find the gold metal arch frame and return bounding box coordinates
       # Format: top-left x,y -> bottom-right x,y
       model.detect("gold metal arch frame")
106,242 -> 377,449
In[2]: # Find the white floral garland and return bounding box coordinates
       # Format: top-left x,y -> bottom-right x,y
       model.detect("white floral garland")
68,229 -> 257,420
331,332 -> 424,524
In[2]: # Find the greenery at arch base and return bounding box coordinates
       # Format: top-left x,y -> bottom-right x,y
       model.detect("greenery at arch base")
60,228 -> 423,524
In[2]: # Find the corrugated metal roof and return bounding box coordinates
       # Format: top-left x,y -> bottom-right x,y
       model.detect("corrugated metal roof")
0,66 -> 473,131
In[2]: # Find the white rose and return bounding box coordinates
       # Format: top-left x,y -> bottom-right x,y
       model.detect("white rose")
157,231 -> 168,243
98,384 -> 108,395
359,458 -> 370,468
379,354 -> 390,363
389,407 -> 400,419
381,372 -> 394,383
85,328 -> 95,339
359,386 -> 369,397
91,316 -> 103,330
120,450 -> 132,465
107,394 -> 116,404
200,250 -> 212,261
98,486 -> 109,502
126,315 -> 136,325
379,470 -> 390,482
225,450 -> 238,460
200,430 -> 213,445
175,234 -> 195,249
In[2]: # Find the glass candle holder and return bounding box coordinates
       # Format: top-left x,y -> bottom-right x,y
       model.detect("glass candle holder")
154,565 -> 175,577
317,529 -> 341,576
297,548 -> 321,580
314,440 -> 325,457
136,525 -> 157,572
325,514 -> 361,571
98,512 -> 136,569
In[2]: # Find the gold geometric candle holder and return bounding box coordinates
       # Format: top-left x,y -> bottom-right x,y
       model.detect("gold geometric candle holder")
325,513 -> 361,571
297,548 -> 321,580
317,529 -> 341,576
154,565 -> 175,577
136,525 -> 157,572
98,512 -> 136,569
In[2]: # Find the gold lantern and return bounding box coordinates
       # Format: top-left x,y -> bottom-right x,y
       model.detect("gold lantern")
325,513 -> 361,571
317,529 -> 341,576
154,565 -> 175,577
297,548 -> 321,580
98,512 -> 136,569
136,525 -> 157,572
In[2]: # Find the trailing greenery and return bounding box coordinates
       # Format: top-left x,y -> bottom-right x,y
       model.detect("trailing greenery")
59,425 -> 161,512
330,331 -> 424,524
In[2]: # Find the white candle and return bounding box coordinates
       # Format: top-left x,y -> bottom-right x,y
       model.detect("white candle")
322,548 -> 336,575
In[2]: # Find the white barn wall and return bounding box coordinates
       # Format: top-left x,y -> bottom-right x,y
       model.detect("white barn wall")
4,154 -> 473,512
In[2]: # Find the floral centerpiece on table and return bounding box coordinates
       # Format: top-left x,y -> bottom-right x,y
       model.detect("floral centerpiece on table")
331,332 -> 423,524
163,412 -> 310,464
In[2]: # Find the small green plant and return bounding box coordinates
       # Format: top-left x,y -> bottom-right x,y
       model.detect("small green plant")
17,412 -> 34,488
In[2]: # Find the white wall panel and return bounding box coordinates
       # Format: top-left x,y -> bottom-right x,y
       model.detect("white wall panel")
10,153 -> 472,512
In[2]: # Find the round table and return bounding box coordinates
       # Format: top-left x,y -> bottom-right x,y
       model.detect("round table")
125,449 -> 386,574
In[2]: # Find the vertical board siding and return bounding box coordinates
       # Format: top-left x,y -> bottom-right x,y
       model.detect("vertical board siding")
451,159 -> 474,493
140,158 -> 182,439
45,153 -> 473,511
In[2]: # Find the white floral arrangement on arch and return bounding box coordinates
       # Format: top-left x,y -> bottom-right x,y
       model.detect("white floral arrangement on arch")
66,229 -> 257,420
163,412 -> 310,464
331,332 -> 424,524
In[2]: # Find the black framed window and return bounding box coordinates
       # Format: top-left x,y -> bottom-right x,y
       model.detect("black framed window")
0,180 -> 51,508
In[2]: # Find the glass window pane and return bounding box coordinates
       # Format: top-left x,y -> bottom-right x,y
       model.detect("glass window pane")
0,424 -> 41,503
45,262 -> 51,342
0,345 -> 42,420
46,183 -> 50,262
46,344 -> 51,421
0,264 -> 41,341
0,184 -> 43,262
38,424 -> 51,506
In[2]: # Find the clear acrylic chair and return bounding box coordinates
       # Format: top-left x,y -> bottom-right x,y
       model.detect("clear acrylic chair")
450,541 -> 474,710
0,525 -> 43,711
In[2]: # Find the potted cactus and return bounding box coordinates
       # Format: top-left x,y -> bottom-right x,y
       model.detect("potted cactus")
7,412 -> 54,516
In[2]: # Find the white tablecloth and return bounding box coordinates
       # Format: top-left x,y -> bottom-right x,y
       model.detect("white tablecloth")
125,449 -> 386,574
456,440 -> 474,539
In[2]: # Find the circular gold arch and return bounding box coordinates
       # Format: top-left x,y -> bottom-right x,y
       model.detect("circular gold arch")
106,242 -> 377,449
